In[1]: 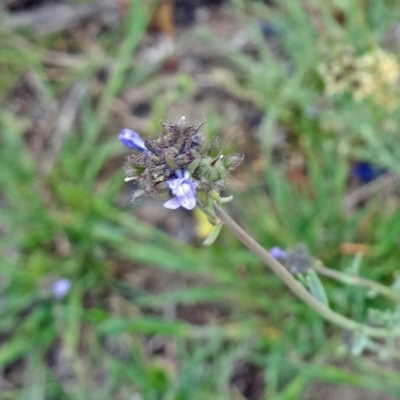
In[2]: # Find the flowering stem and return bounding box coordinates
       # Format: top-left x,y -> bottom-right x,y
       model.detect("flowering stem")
313,263 -> 400,304
214,203 -> 400,339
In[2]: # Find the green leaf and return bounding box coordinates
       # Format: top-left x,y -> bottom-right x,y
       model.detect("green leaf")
203,224 -> 223,246
305,270 -> 329,307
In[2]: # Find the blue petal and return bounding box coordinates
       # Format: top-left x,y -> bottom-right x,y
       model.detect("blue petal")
119,129 -> 147,152
164,170 -> 198,210
163,197 -> 181,210
167,178 -> 182,191
180,193 -> 196,210
175,169 -> 184,179
174,181 -> 192,197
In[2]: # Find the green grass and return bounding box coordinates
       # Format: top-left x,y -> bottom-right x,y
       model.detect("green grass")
2,0 -> 400,399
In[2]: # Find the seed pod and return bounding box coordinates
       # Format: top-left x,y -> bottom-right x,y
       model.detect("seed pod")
199,157 -> 226,182
224,153 -> 244,170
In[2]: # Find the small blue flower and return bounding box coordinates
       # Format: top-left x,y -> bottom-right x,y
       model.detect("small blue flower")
269,246 -> 288,260
51,278 -> 71,299
119,129 -> 147,152
163,170 -> 197,210
352,162 -> 386,183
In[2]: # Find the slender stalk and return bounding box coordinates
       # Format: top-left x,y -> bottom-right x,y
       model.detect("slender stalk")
214,203 -> 400,339
313,263 -> 400,303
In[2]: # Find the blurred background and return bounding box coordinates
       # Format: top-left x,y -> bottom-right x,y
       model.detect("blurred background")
2,0 -> 400,399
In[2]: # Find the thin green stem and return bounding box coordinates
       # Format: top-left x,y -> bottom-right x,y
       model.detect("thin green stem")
313,263 -> 400,304
214,203 -> 400,339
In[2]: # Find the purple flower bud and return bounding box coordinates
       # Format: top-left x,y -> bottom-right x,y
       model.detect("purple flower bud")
51,279 -> 71,299
119,129 -> 147,152
163,170 -> 197,210
269,246 -> 288,260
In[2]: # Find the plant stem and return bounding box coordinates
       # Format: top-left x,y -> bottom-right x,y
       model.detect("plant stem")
313,263 -> 400,304
214,203 -> 400,339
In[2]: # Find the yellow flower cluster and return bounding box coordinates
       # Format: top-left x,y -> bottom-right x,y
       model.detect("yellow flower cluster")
319,47 -> 400,110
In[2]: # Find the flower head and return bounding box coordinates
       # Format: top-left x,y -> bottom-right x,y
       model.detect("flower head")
270,245 -> 315,275
319,46 -> 400,110
51,278 -> 71,299
120,117 -> 243,208
269,246 -> 288,260
119,129 -> 147,152
163,170 -> 197,210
